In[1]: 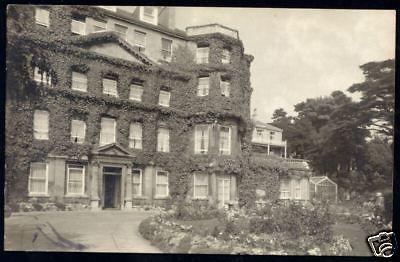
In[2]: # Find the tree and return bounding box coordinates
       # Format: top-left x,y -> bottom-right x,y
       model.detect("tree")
348,59 -> 395,137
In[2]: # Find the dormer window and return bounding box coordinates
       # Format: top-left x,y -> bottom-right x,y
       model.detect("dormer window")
134,30 -> 146,52
71,14 -> 86,35
140,6 -> 158,25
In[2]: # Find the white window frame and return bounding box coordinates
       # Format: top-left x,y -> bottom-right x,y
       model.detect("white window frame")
114,23 -> 128,40
194,125 -> 209,154
28,162 -> 48,196
71,71 -> 87,92
129,83 -> 143,102
161,38 -> 173,61
35,8 -> 50,27
34,67 -> 52,86
92,19 -> 107,32
33,110 -> 49,140
102,78 -> 118,97
193,173 -> 209,199
196,47 -> 209,64
134,30 -> 146,51
222,48 -> 230,64
219,126 -> 231,155
197,77 -> 209,96
155,170 -> 169,197
70,119 -> 86,144
158,90 -> 170,107
129,122 -> 143,149
100,117 -> 116,146
220,78 -> 230,97
71,18 -> 86,35
140,6 -> 158,25
132,169 -> 143,197
157,127 -> 170,152
66,164 -> 85,195
280,179 -> 290,200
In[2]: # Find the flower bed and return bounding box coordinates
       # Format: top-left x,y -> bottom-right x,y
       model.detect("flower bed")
139,201 -> 352,255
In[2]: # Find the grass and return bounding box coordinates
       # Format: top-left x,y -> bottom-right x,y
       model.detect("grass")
332,221 -> 371,256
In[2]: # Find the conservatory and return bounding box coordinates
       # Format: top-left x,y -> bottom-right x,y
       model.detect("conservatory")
309,176 -> 337,203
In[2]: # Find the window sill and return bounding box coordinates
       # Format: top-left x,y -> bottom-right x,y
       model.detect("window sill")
154,196 -> 170,200
28,194 -> 50,198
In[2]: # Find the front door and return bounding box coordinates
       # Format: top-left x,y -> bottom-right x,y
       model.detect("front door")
103,166 -> 122,209
217,177 -> 231,208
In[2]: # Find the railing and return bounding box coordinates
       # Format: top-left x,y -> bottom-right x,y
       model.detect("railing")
252,139 -> 287,147
186,24 -> 239,39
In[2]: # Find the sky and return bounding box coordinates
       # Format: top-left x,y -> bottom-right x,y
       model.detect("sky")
173,8 -> 396,122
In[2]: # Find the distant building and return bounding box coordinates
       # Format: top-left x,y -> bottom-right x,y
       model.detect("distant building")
251,121 -> 287,158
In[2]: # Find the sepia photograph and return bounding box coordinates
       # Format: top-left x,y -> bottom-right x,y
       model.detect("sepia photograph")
4,4 -> 396,257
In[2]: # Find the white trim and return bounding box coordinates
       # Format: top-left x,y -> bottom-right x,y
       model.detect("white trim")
28,162 -> 49,196
132,168 -> 143,197
66,164 -> 85,195
193,173 -> 209,199
155,170 -> 169,197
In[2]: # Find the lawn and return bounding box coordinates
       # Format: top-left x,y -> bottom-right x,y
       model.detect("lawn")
332,221 -> 371,256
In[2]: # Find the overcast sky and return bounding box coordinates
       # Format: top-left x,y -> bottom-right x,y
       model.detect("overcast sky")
174,8 -> 395,122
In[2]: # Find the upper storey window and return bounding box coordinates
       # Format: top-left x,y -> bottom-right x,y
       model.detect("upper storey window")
71,14 -> 86,35
219,126 -> 231,155
114,23 -> 127,40
71,71 -> 87,92
134,30 -> 146,52
197,77 -> 209,96
196,47 -> 209,64
222,48 -> 230,64
34,67 -> 52,86
35,8 -> 49,27
220,77 -> 230,97
102,77 -> 118,97
129,82 -> 143,102
100,117 -> 116,146
161,38 -> 172,62
140,6 -> 158,25
159,90 -> 170,107
93,19 -> 107,33
34,110 -> 49,140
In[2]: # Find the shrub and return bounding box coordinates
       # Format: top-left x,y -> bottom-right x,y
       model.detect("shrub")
139,217 -> 157,241
8,202 -> 20,212
175,201 -> 221,220
54,202 -> 66,211
32,203 -> 43,211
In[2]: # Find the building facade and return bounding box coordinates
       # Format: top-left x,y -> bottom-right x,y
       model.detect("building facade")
251,121 -> 287,158
6,6 -> 254,209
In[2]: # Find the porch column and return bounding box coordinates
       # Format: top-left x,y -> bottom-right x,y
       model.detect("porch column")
284,141 -> 287,159
267,143 -> 270,155
90,161 -> 100,210
124,164 -> 133,210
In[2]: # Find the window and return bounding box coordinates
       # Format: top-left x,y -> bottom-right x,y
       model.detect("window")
34,67 -> 52,86
159,90 -> 170,107
280,179 -> 290,200
129,122 -> 142,149
197,77 -> 209,96
35,8 -> 49,27
140,6 -> 158,25
33,110 -> 49,140
71,71 -> 87,92
29,162 -> 48,195
93,19 -> 107,32
71,119 -> 86,144
220,78 -> 230,97
100,117 -> 116,145
161,38 -> 172,61
196,47 -> 209,64
157,128 -> 169,152
222,48 -> 230,64
129,83 -> 143,101
194,173 -> 208,199
114,23 -> 127,40
71,15 -> 86,35
195,125 -> 209,154
294,179 -> 301,199
270,131 -> 275,141
256,128 -> 265,141
134,30 -> 146,51
67,165 -> 85,195
102,78 -> 118,97
156,170 -> 169,197
132,169 -> 142,197
219,126 -> 231,155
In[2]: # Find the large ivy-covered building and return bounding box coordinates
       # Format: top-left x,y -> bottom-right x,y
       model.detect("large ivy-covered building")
6,6 -> 255,209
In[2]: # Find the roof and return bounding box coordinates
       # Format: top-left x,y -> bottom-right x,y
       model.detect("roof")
310,176 -> 337,185
254,121 -> 283,132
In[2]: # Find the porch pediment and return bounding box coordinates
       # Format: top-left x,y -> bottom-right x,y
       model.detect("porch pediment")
92,143 -> 135,158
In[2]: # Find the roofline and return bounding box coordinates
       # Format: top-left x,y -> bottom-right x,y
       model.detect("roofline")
96,7 -> 189,41
186,23 -> 240,38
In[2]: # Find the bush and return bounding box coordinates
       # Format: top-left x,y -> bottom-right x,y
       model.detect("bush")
8,202 -> 20,212
139,217 -> 157,240
32,203 -> 43,211
54,202 -> 66,211
175,201 -> 221,220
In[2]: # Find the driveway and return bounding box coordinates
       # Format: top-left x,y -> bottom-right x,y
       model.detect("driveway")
4,210 -> 162,253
